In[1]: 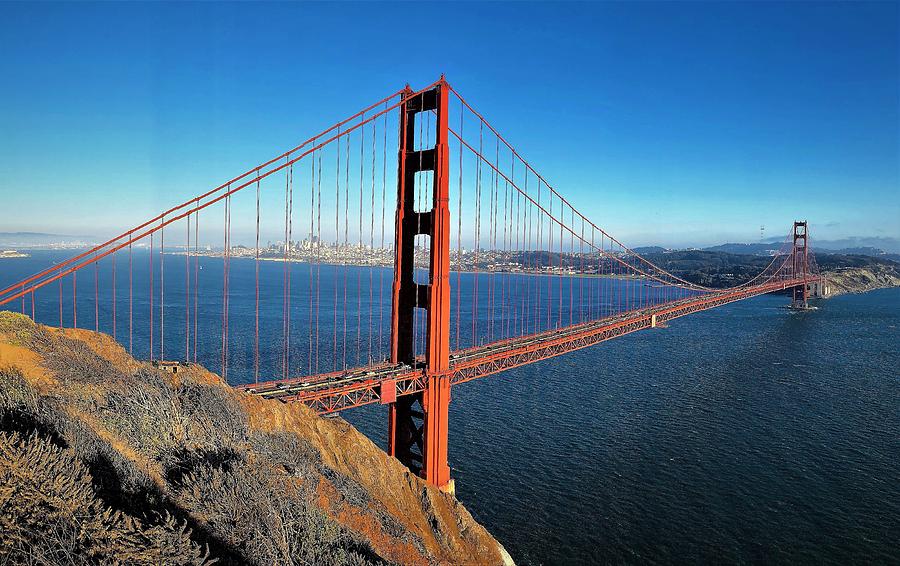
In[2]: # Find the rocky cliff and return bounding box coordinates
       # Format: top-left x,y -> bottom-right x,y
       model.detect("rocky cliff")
822,265 -> 900,296
0,312 -> 513,565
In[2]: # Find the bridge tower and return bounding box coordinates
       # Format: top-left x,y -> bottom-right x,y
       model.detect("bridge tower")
388,78 -> 453,492
791,220 -> 810,309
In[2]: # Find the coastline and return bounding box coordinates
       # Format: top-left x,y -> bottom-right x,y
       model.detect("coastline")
167,252 -> 900,293
820,266 -> 900,297
164,251 -> 648,280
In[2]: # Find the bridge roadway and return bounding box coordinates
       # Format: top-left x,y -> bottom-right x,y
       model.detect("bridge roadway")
237,277 -> 815,414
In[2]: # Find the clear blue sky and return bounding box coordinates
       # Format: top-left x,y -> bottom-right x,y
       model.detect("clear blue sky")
1,1 -> 897,248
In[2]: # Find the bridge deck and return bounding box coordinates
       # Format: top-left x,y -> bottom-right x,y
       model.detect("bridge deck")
237,278 -> 814,413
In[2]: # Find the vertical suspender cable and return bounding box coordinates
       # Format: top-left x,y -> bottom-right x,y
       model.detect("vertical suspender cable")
333,127 -> 340,372
523,165 -> 530,335
487,135 -> 495,342
367,120 -> 378,363
284,160 -> 290,378
547,186 -> 553,328
590,226 -> 594,321
94,260 -> 98,332
255,170 -> 260,383
129,237 -> 133,354
501,145 -> 508,339
73,271 -> 77,329
473,119 -> 483,345
287,164 -> 294,378
222,196 -> 231,383
369,117 -> 376,364
112,248 -> 117,340
569,206 -> 574,326
160,218 -> 165,360
379,103 -> 388,359
558,200 -> 563,328
221,191 -> 228,379
455,102 -> 463,351
491,135 -> 499,341
308,147 -> 316,374
316,151 -> 322,374
580,216 -> 584,323
343,132 -> 350,369
149,232 -> 153,358
193,205 -> 199,363
358,116 -> 364,366
185,213 -> 190,361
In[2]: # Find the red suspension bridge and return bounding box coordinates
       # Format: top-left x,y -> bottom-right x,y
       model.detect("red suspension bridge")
0,77 -> 821,492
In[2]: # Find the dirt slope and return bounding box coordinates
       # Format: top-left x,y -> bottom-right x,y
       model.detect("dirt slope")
0,311 -> 513,566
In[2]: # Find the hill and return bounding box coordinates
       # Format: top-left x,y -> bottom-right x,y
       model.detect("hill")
0,312 -> 513,565
702,243 -> 781,256
640,250 -> 900,292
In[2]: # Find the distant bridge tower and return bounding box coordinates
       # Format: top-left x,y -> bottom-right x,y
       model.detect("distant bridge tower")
791,220 -> 810,309
388,78 -> 453,492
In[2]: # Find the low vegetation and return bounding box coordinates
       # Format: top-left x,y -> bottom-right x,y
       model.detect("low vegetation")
0,429 -> 210,565
0,312 -> 509,566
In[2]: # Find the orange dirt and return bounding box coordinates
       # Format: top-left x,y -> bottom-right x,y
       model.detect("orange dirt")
316,476 -> 429,566
0,338 -> 54,391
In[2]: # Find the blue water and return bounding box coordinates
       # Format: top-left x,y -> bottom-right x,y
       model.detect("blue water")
343,288 -> 900,564
2,252 -> 898,564
0,250 -> 697,383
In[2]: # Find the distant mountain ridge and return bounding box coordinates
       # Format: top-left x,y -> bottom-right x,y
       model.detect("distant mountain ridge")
699,242 -> 899,262
631,246 -> 667,254
760,235 -> 900,254
702,243 -> 782,256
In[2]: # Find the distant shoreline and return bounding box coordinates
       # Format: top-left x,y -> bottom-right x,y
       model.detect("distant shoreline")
164,251 -> 652,281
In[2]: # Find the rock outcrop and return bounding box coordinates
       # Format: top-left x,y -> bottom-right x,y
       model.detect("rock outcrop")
822,266 -> 900,296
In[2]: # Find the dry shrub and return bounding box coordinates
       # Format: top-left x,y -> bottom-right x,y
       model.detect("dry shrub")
0,311 -> 36,346
0,366 -> 38,417
176,380 -> 248,448
248,429 -> 321,477
0,367 -> 68,448
0,322 -> 391,565
171,456 -> 381,566
29,328 -> 119,387
0,430 -> 212,565
100,368 -> 187,460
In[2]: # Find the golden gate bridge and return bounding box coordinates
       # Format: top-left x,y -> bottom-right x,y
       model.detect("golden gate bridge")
0,77 -> 821,493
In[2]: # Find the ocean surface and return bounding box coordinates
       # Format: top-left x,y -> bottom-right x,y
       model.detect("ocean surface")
2,252 -> 898,564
